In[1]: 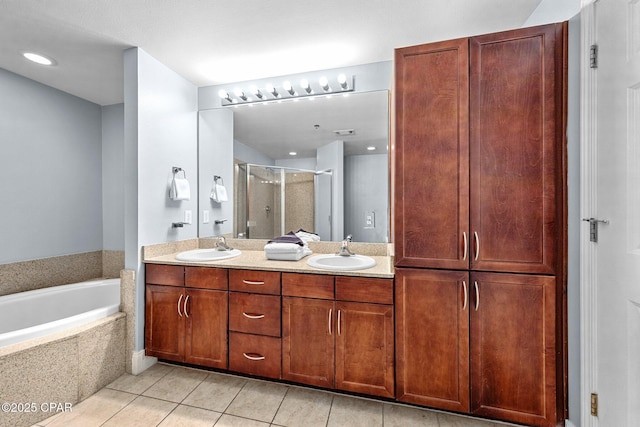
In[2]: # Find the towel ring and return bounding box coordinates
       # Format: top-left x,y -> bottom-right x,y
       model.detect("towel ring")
214,175 -> 224,185
172,166 -> 187,179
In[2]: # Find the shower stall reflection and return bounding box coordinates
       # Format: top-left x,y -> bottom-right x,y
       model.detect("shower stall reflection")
235,163 -> 333,240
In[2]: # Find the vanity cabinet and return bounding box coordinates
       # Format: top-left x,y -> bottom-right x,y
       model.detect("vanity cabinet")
228,269 -> 281,379
394,22 -> 567,427
145,264 -> 228,369
282,273 -> 395,398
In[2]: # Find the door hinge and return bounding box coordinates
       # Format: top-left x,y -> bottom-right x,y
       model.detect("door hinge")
591,392 -> 598,416
590,44 -> 598,69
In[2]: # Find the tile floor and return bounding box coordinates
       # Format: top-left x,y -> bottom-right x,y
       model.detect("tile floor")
34,363 -> 520,427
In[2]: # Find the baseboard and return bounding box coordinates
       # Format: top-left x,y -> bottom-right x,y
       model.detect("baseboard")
131,349 -> 157,375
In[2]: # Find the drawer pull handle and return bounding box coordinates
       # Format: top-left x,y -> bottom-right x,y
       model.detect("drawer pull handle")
242,280 -> 265,285
243,352 -> 265,361
184,295 -> 190,318
242,312 -> 265,319
177,294 -> 183,317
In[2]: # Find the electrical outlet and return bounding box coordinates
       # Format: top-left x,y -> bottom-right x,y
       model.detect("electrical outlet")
184,210 -> 192,224
203,210 -> 210,224
365,211 -> 375,229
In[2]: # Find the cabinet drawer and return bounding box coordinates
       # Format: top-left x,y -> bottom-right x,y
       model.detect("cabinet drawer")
185,267 -> 228,290
229,332 -> 281,379
336,276 -> 394,304
282,273 -> 334,299
146,264 -> 184,287
229,293 -> 281,337
229,270 -> 281,295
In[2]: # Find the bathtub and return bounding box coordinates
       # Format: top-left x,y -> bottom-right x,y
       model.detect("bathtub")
0,278 -> 120,347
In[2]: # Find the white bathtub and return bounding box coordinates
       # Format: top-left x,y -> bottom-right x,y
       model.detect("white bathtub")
0,278 -> 121,347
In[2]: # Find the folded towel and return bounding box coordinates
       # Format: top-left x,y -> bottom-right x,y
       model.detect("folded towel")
295,229 -> 320,243
170,177 -> 191,201
210,183 -> 228,203
264,243 -> 312,261
268,232 -> 305,246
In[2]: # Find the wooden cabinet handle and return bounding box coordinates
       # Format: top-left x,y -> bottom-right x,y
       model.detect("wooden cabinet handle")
242,312 -> 265,319
184,295 -> 190,318
243,352 -> 265,361
462,232 -> 468,261
462,281 -> 468,310
177,294 -> 183,317
242,280 -> 265,285
474,281 -> 480,311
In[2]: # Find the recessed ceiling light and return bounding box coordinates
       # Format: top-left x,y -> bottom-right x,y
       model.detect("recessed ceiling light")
289,152 -> 297,156
367,146 -> 376,151
22,52 -> 56,66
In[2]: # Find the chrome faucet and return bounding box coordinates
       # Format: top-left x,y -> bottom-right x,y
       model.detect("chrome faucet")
214,236 -> 232,251
337,234 -> 355,256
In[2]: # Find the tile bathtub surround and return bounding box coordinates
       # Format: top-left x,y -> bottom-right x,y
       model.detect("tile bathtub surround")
35,363 -> 520,427
120,269 -> 136,374
0,251 -> 103,297
102,250 -> 125,278
0,314 -> 125,427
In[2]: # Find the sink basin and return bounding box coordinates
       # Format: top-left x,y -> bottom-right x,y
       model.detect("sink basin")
175,248 -> 241,262
306,254 -> 376,271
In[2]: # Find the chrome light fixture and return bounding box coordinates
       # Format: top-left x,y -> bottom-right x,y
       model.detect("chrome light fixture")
219,73 -> 355,106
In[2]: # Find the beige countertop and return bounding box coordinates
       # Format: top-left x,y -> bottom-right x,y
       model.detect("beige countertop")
143,239 -> 394,279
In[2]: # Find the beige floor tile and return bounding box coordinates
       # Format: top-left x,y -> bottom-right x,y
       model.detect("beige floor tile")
182,372 -> 247,412
327,395 -> 383,427
158,405 -> 222,427
213,414 -> 270,427
107,362 -> 173,394
142,366 -> 208,403
101,396 -> 177,427
225,380 -> 288,423
43,388 -> 136,427
438,412 -> 503,427
272,386 -> 333,427
383,403 -> 440,427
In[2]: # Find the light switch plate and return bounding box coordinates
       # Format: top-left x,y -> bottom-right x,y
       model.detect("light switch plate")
203,210 -> 210,223
184,210 -> 192,224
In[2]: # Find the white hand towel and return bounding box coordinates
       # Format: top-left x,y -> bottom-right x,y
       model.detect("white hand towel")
170,177 -> 191,201
210,182 -> 228,203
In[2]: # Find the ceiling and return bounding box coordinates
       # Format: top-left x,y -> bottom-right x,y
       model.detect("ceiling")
0,0 -> 542,107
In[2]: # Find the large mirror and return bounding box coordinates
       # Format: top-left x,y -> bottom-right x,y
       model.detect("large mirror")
201,90 -> 390,243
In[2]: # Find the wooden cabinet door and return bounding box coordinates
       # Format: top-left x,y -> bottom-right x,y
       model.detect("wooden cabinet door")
470,272 -> 556,427
282,297 -> 334,388
145,285 -> 184,362
394,38 -> 470,270
469,24 -> 564,275
395,268 -> 470,412
335,301 -> 394,398
184,288 -> 228,369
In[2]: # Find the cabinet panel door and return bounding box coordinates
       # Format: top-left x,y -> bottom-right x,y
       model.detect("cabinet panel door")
469,24 -> 563,274
184,288 -> 228,369
395,268 -> 470,412
470,272 -> 556,426
394,38 -> 470,269
282,297 -> 334,388
145,285 -> 184,362
335,301 -> 394,398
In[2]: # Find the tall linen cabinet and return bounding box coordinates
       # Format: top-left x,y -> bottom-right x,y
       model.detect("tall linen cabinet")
393,23 -> 567,427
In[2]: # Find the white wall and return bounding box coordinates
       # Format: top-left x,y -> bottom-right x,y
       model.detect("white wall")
124,48 -> 198,351
199,109 -> 234,237
316,140 -> 344,241
0,68 -> 103,265
344,154 -> 389,243
523,0 -> 580,26
102,103 -> 125,251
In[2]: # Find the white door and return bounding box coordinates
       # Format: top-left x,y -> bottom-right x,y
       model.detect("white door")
585,0 -> 640,425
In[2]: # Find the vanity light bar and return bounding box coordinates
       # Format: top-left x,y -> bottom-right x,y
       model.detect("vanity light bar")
219,74 -> 355,106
